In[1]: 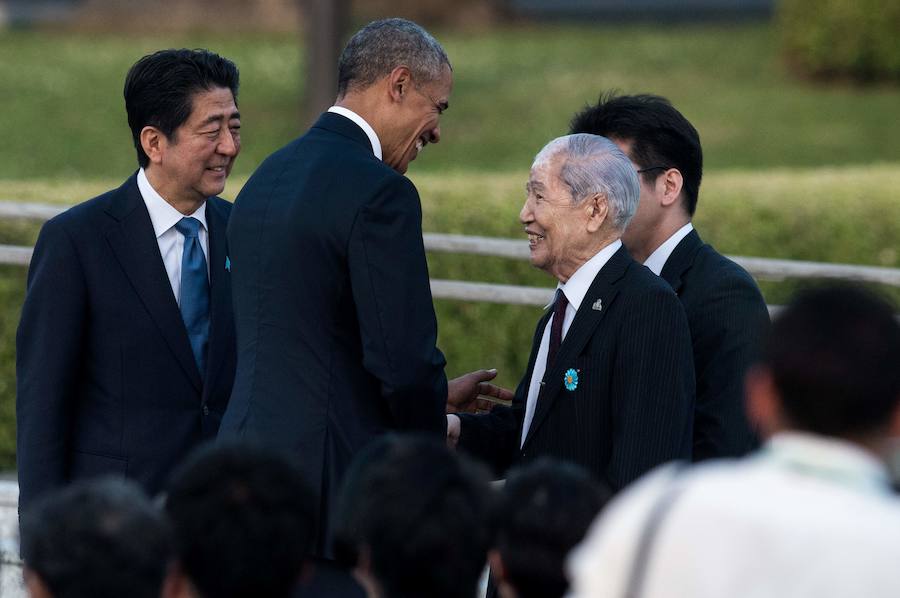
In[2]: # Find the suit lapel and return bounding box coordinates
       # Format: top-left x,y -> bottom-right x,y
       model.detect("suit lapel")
523,246 -> 631,448
104,175 -> 202,392
204,198 -> 233,395
659,229 -> 703,294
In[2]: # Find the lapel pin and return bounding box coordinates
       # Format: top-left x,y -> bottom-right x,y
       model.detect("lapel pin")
591,298 -> 602,311
225,256 -> 231,272
564,368 -> 579,391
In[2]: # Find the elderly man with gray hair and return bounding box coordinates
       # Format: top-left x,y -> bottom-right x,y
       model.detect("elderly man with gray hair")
449,134 -> 695,492
220,18 -> 511,559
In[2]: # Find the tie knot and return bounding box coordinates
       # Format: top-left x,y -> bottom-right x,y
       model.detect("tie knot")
175,217 -> 201,239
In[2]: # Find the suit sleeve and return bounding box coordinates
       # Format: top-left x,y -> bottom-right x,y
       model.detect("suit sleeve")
347,175 -> 447,435
457,374 -> 528,477
16,217 -> 87,509
607,286 -> 694,489
690,272 -> 770,460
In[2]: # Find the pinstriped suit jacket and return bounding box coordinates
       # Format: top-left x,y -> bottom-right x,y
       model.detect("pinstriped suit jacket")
458,245 -> 694,490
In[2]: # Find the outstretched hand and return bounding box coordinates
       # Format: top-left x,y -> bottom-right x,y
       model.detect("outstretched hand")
446,368 -> 514,414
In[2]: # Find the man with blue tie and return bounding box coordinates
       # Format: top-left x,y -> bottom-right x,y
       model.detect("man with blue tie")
16,49 -> 241,510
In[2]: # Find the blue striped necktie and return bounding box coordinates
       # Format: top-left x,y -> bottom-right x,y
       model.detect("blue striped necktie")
175,217 -> 210,378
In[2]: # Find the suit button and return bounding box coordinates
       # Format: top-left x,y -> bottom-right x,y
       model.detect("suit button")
202,404 -> 209,416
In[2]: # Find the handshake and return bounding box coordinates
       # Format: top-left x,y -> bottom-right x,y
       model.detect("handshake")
445,368 -> 514,447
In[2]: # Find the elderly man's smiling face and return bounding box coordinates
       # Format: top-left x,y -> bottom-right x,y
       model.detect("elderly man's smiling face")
520,154 -> 601,283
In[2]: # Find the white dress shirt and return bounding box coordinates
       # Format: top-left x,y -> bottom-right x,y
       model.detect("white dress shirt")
568,432 -> 900,598
643,222 -> 693,276
327,106 -> 382,160
137,168 -> 209,306
520,239 -> 622,446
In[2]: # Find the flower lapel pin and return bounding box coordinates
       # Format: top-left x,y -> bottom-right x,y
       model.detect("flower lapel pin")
564,368 -> 579,391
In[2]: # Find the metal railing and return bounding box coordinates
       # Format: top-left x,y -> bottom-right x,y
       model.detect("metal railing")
2,200 -> 900,308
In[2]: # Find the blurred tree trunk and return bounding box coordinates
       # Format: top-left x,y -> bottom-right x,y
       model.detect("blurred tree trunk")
300,0 -> 350,127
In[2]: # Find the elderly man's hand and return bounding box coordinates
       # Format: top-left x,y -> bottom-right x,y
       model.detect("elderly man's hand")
446,369 -> 514,414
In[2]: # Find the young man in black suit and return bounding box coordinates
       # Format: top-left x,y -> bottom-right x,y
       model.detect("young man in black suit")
16,49 -> 241,510
448,134 -> 695,491
220,18 -> 510,557
570,94 -> 770,460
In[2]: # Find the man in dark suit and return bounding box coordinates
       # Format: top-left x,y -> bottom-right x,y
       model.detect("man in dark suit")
16,49 -> 241,510
220,19 -> 509,556
570,93 -> 770,461
448,134 -> 695,491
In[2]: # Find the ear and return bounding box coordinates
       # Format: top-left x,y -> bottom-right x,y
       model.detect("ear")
745,365 -> 782,439
488,549 -> 506,583
659,168 -> 685,209
23,568 -> 54,598
140,126 -> 167,166
160,562 -> 196,598
584,193 -> 609,233
887,402 -> 900,438
352,545 -> 381,598
387,65 -> 413,103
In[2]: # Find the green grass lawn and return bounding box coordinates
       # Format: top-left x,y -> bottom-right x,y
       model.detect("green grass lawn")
1,23 -> 900,182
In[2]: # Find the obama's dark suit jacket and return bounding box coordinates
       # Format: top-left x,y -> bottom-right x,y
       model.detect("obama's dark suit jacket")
219,112 -> 448,556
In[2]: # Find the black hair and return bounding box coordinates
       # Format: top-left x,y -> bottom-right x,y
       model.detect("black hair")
124,48 -> 239,167
491,458 -> 612,598
766,285 -> 900,437
19,478 -> 173,598
164,442 -> 316,598
570,92 -> 703,216
333,434 -> 492,598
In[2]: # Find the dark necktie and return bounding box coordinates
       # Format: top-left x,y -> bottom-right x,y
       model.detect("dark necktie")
175,217 -> 210,378
546,289 -> 569,371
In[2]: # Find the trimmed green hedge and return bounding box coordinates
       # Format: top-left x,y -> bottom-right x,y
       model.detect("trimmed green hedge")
1,165 -> 899,468
779,0 -> 900,82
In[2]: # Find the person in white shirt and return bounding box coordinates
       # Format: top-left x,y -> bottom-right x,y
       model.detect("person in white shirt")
568,285 -> 900,598
570,93 -> 770,461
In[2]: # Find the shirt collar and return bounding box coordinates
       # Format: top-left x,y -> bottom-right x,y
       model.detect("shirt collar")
644,222 -> 694,276
556,239 -> 622,312
763,431 -> 892,495
137,168 -> 207,238
327,106 -> 383,160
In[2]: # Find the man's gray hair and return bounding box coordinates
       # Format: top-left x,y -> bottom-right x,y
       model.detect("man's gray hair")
337,18 -> 450,97
533,134 -> 640,231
